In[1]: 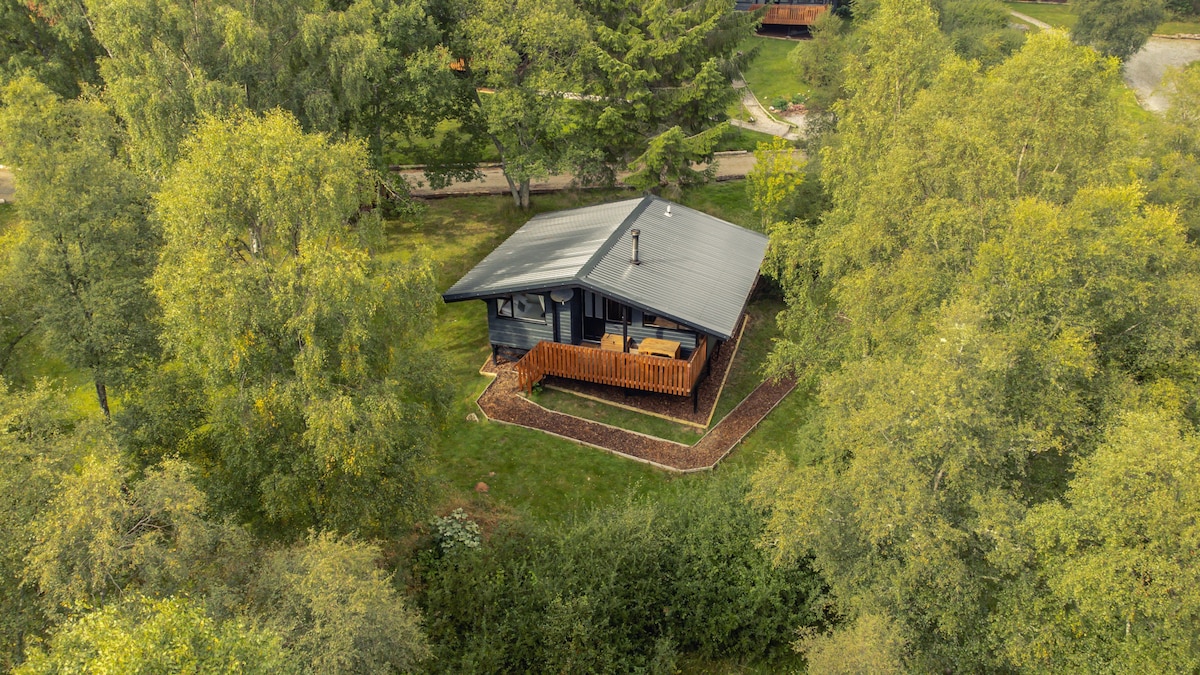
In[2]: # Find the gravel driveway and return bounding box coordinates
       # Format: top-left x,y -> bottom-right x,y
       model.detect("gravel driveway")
1123,38 -> 1200,111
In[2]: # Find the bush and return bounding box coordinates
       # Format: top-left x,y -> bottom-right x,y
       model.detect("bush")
415,474 -> 826,673
770,97 -> 789,110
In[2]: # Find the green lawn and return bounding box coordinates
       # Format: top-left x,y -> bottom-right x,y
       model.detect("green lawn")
1003,2 -> 1200,34
740,36 -> 811,109
1002,1 -> 1077,29
390,181 -> 804,523
715,126 -> 779,153
1159,17 -> 1200,34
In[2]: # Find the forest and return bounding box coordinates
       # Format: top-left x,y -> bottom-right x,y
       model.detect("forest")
1,0 -> 1199,671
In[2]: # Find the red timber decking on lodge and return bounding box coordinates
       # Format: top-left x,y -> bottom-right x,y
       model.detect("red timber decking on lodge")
749,3 -> 829,25
516,336 -> 708,397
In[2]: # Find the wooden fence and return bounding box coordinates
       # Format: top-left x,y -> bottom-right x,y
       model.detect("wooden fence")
517,337 -> 708,397
749,3 -> 829,25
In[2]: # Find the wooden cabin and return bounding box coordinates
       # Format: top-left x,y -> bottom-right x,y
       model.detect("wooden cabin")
736,0 -> 834,27
442,196 -> 768,407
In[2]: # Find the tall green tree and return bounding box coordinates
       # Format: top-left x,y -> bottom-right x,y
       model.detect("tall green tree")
0,0 -> 103,97
153,110 -> 449,538
251,532 -> 430,674
772,30 -> 1120,376
0,381 -> 93,669
754,15 -> 1199,668
0,76 -> 160,418
84,0 -> 462,179
575,0 -> 758,185
0,220 -> 39,382
1072,0 -> 1165,61
449,0 -> 590,208
15,596 -> 296,675
24,455 -> 257,620
994,409 -> 1200,670
1144,63 -> 1200,240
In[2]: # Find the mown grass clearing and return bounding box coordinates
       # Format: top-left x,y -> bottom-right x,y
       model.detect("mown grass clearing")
390,181 -> 805,523
1002,1 -> 1077,29
740,36 -> 812,109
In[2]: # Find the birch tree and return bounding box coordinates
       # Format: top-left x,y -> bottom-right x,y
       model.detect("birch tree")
0,77 -> 160,418
152,111 -> 449,538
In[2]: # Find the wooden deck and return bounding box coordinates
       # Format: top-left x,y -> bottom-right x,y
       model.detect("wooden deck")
517,336 -> 708,397
749,3 -> 829,25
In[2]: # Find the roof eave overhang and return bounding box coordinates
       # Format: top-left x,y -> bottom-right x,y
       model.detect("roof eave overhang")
442,278 -> 740,340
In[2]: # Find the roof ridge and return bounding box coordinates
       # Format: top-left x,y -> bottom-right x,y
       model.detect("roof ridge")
574,194 -> 653,282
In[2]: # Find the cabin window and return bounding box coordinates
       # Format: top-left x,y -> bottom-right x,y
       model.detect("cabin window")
642,314 -> 684,331
497,293 -> 546,323
604,298 -> 630,324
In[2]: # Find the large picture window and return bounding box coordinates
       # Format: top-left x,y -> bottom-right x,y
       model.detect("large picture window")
643,313 -> 684,331
497,293 -> 546,323
604,298 -> 630,324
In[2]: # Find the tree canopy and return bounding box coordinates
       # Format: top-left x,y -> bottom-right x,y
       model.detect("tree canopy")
153,110 -> 449,538
0,76 -> 160,417
1072,0 -> 1164,61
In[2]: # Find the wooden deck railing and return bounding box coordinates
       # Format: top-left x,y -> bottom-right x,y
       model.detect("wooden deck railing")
517,336 -> 708,397
749,3 -> 829,25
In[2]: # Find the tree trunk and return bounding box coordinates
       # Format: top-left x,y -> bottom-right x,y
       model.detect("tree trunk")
94,379 -> 110,419
502,170 -> 522,208
518,179 -> 531,209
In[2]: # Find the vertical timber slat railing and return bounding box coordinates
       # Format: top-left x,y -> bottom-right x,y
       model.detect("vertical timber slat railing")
748,3 -> 828,25
516,338 -> 710,397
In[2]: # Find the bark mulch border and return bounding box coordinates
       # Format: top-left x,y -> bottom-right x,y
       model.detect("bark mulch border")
539,313 -> 751,429
475,358 -> 797,473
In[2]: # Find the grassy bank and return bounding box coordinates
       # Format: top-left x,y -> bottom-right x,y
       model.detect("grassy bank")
1002,1 -> 1200,34
741,36 -> 812,107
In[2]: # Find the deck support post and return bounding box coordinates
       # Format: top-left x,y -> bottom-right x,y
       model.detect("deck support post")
622,305 -> 629,352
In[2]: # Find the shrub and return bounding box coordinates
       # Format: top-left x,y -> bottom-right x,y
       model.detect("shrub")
415,473 -> 826,673
770,97 -> 789,110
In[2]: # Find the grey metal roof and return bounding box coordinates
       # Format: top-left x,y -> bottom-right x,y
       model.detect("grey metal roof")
442,196 -> 768,340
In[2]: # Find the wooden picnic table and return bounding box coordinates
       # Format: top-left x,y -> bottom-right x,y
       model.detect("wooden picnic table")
639,337 -> 681,359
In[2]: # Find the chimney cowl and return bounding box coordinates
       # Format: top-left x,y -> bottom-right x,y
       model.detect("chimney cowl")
630,228 -> 641,265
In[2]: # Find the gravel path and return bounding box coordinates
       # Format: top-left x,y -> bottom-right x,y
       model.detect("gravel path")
1008,9 -> 1051,29
731,79 -> 802,141
476,358 -> 797,472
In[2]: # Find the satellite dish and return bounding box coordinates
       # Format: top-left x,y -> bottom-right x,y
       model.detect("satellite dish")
550,288 -> 573,303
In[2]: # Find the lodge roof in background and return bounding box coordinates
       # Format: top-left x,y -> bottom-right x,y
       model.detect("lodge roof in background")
442,196 -> 768,340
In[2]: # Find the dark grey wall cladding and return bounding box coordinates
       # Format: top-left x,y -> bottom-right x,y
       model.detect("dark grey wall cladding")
485,297 -> 553,351
604,308 -> 699,352
549,297 -> 573,341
